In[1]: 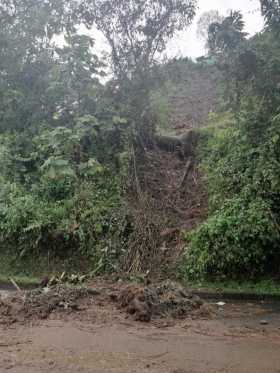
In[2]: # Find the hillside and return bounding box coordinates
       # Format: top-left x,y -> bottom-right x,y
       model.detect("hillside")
125,59 -> 221,274
158,59 -> 221,133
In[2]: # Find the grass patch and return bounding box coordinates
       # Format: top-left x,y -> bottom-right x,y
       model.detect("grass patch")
0,254 -> 40,285
0,252 -> 94,286
185,279 -> 280,296
0,274 -> 39,287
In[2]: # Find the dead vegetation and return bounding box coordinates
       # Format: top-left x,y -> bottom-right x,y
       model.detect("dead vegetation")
124,144 -> 208,275
122,64 -> 212,276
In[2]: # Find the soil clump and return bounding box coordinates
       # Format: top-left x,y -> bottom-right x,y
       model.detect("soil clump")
0,281 -> 206,325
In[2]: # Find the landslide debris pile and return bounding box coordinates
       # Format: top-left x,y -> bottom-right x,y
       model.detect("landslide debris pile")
125,147 -> 208,274
139,150 -> 207,231
0,285 -> 92,324
0,281 -> 206,324
113,280 -> 204,322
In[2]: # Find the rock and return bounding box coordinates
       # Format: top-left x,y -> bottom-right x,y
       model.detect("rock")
5,364 -> 15,370
87,288 -> 101,296
260,320 -> 269,325
40,277 -> 50,287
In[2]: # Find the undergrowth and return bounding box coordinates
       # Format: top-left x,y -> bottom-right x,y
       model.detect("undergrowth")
181,20 -> 280,282
182,106 -> 280,281
0,122 -> 129,276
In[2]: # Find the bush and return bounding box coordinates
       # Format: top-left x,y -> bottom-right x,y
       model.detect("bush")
182,106 -> 280,280
183,197 -> 280,279
0,175 -> 125,272
0,120 -> 128,274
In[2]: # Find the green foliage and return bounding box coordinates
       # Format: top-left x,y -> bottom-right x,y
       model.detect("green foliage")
0,172 -> 124,272
196,10 -> 224,44
78,0 -> 198,146
0,0 -> 104,132
261,0 -> 280,32
183,90 -> 280,274
0,114 -> 128,274
184,197 -> 279,279
207,10 -> 247,55
150,89 -> 170,132
184,278 -> 280,296
79,0 -> 198,79
184,104 -> 280,279
183,15 -> 280,280
0,0 -> 200,277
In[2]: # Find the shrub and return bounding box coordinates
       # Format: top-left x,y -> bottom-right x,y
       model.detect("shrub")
0,120 -> 128,273
183,197 -> 280,279
182,108 -> 280,280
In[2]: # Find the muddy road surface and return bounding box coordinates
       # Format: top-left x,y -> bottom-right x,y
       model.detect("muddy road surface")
1,283 -> 280,372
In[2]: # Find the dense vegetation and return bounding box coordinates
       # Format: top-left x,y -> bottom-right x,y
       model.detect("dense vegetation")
0,0 -> 197,275
1,0 -> 280,283
183,1 -> 280,280
0,0 -> 128,274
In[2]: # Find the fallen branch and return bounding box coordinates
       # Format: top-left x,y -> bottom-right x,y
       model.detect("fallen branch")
192,172 -> 198,185
180,158 -> 194,190
10,278 -> 21,292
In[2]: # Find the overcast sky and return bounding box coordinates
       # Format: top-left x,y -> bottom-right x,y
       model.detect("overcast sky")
167,0 -> 264,58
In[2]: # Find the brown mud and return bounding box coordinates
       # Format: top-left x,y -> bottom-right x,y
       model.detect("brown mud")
0,281 -> 205,325
1,281 -> 280,372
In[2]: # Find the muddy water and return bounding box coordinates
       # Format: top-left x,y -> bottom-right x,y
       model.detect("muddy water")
0,281 -> 36,290
0,282 -> 20,299
1,318 -> 280,373
0,283 -> 16,291
0,285 -> 14,300
0,281 -> 37,298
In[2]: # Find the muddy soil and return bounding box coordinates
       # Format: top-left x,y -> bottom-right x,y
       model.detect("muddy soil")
1,303 -> 280,373
1,282 -> 280,372
0,281 -> 207,325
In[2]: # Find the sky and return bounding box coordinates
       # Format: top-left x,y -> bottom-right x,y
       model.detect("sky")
167,0 -> 264,58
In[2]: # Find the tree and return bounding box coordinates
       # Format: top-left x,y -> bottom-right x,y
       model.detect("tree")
78,0 -> 197,143
0,0 -> 129,269
207,10 -> 247,55
196,10 -> 224,45
48,34 -> 104,120
183,8 -> 280,280
0,0 -> 104,132
204,11 -> 252,110
261,0 -> 280,31
79,0 -> 197,80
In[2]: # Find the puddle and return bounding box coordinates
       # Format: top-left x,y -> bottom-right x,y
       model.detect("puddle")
0,281 -> 36,299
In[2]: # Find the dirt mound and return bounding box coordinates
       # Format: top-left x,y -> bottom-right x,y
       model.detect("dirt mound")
0,281 -> 206,325
115,281 -> 204,322
0,285 -> 93,325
